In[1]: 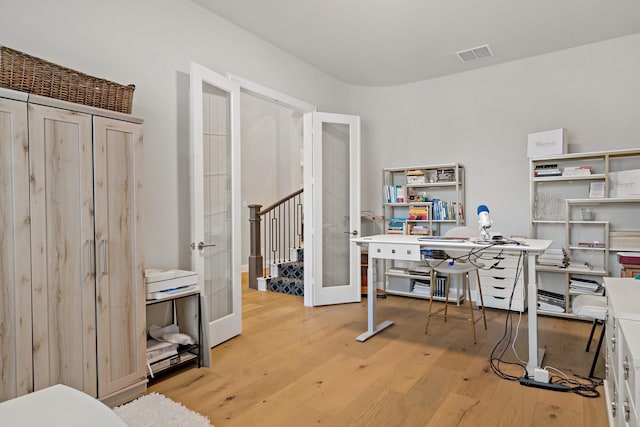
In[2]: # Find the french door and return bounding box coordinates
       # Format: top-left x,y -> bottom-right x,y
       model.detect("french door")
303,112 -> 361,306
190,62 -> 242,347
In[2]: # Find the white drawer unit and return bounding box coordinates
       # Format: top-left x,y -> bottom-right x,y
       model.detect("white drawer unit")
619,319 -> 640,426
369,243 -> 421,261
477,250 -> 526,312
604,278 -> 640,427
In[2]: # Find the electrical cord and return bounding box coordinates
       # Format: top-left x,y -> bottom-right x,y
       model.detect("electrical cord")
489,250 -> 528,381
481,250 -> 603,398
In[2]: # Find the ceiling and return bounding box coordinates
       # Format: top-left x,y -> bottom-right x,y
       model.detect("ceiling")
191,0 -> 640,87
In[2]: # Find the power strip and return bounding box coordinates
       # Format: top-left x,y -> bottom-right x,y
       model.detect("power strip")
519,377 -> 570,392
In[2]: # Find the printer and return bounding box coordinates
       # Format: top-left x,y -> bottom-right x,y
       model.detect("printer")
144,269 -> 199,300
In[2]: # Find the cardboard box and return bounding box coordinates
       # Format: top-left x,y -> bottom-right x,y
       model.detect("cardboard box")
527,128 -> 567,158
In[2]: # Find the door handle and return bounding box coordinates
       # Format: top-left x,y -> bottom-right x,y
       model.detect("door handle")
343,230 -> 358,236
191,241 -> 216,250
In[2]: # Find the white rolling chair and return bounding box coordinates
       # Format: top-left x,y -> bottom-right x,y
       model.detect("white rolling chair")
424,226 -> 487,344
572,294 -> 607,378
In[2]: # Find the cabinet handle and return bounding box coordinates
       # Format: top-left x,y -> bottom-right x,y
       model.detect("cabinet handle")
84,240 -> 93,278
100,239 -> 108,276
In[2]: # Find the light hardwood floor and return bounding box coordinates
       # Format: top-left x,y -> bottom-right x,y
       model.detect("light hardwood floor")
148,280 -> 608,426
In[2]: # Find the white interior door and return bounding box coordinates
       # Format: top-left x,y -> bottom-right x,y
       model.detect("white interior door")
303,112 -> 361,306
190,62 -> 242,347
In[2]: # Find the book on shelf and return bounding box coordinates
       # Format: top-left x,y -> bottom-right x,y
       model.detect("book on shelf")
577,241 -> 605,248
538,301 -> 565,313
408,224 -> 430,235
408,205 -> 428,220
435,168 -> 456,182
537,248 -> 569,267
384,185 -> 406,203
562,165 -> 592,177
569,285 -> 604,295
412,280 -> 430,295
569,277 -> 602,294
431,199 -> 462,221
387,217 -> 407,234
410,264 -> 430,274
589,182 -> 605,198
537,289 -> 565,312
534,163 -> 561,177
388,267 -> 409,274
406,170 -> 426,184
429,276 -> 447,297
569,277 -> 603,294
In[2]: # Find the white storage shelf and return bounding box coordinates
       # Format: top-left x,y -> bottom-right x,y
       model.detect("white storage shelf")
381,163 -> 467,305
145,292 -> 201,379
530,149 -> 640,319
385,271 -> 464,303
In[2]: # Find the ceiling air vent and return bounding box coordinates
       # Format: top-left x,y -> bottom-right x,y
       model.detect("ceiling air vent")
456,45 -> 494,62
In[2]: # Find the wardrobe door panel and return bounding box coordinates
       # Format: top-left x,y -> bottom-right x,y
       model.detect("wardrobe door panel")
93,116 -> 145,397
0,97 -> 32,401
28,104 -> 97,396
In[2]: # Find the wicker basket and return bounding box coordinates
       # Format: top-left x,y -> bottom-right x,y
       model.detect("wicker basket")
0,46 -> 135,114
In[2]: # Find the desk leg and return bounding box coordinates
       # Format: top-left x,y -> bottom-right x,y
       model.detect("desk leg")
356,254 -> 393,342
527,252 -> 545,374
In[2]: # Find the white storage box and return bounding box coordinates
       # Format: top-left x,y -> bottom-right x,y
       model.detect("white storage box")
387,276 -> 412,293
618,252 -> 640,266
527,128 -> 567,158
609,169 -> 640,198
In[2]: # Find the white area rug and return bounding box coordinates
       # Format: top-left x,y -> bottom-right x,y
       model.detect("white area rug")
114,392 -> 213,427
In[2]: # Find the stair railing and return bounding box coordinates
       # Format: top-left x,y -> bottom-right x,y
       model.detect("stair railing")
248,188 -> 303,290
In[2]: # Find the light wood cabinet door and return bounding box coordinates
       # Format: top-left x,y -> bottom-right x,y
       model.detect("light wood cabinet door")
93,116 -> 145,398
28,104 -> 97,396
0,97 -> 32,401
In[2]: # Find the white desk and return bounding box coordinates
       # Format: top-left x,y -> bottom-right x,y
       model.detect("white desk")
352,234 -> 552,375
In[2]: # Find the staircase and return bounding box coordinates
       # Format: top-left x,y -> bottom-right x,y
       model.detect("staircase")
249,188 -> 304,296
264,248 -> 304,297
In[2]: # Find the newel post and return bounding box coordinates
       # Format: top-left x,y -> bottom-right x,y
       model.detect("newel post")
248,204 -> 263,290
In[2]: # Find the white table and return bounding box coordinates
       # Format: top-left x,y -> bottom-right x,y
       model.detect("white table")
352,234 -> 552,375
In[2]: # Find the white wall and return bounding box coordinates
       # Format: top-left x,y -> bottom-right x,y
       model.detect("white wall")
350,34 -> 640,238
0,0 -> 350,269
2,0 -> 639,267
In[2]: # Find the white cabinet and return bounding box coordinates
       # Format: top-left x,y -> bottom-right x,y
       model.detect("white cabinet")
477,250 -> 526,312
604,277 -> 640,427
530,149 -> 640,318
0,89 -> 145,407
0,94 -> 32,402
619,319 -> 640,426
